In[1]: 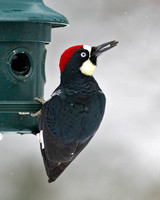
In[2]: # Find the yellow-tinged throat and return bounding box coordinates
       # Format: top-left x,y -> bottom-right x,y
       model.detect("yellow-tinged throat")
80,59 -> 96,76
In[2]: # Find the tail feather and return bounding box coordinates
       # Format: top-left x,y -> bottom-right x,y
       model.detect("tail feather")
41,146 -> 71,182
40,137 -> 93,183
47,162 -> 71,183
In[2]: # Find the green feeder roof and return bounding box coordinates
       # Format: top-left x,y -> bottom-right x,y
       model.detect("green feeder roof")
0,0 -> 69,27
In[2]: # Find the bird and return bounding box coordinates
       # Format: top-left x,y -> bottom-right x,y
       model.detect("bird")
34,40 -> 118,183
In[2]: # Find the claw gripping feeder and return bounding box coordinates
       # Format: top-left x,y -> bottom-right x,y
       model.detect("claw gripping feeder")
0,0 -> 68,133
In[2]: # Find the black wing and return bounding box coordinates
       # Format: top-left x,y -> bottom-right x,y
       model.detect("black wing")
38,96 -> 93,183
38,85 -> 106,183
40,135 -> 92,183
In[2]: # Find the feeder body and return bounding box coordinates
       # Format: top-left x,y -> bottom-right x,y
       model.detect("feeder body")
0,0 -> 69,133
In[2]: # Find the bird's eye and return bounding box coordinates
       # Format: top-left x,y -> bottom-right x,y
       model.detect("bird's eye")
81,52 -> 87,57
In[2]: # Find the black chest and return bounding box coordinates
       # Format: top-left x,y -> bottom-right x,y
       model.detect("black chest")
53,90 -> 106,143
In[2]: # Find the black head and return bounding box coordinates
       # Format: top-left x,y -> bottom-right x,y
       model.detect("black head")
59,41 -> 118,78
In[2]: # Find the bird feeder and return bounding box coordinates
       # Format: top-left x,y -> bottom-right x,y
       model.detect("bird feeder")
0,0 -> 69,133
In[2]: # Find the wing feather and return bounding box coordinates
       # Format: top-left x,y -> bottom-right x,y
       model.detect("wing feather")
40,135 -> 92,183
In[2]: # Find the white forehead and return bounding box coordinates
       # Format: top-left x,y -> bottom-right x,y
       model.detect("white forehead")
83,45 -> 92,55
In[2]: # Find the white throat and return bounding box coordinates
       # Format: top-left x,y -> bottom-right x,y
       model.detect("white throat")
80,45 -> 96,76
80,59 -> 96,76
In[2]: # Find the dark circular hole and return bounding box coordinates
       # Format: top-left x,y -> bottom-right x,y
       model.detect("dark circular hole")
11,53 -> 31,76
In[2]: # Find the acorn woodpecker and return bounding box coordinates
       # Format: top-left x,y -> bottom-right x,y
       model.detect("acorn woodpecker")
36,40 -> 118,183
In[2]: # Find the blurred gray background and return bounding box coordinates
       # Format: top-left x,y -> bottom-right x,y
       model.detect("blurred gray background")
1,0 -> 160,199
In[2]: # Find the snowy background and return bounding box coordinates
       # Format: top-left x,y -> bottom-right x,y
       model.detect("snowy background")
1,0 -> 160,199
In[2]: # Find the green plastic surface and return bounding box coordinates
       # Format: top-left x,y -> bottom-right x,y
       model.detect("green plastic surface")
0,0 -> 69,133
0,0 -> 69,27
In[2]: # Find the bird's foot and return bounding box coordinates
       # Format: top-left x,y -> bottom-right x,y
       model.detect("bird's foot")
31,97 -> 45,117
31,110 -> 41,117
34,97 -> 45,105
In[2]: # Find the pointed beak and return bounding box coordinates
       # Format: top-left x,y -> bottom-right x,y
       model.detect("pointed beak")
91,40 -> 119,58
